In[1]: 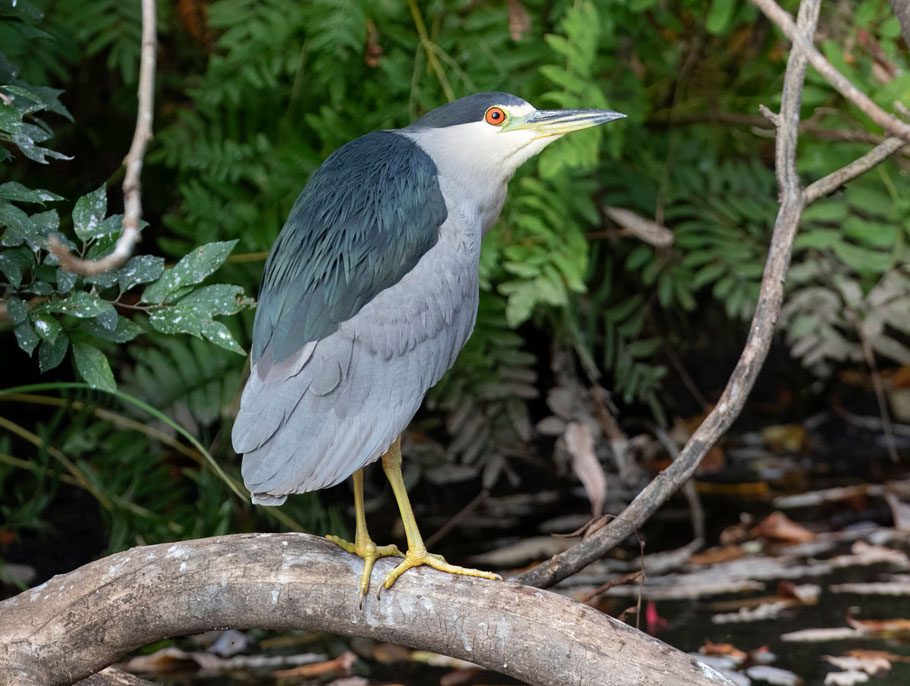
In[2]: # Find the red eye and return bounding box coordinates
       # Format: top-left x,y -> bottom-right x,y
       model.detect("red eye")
484,106 -> 507,126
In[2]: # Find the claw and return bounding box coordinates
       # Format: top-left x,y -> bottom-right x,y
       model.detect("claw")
326,534 -> 402,598
380,546 -> 501,592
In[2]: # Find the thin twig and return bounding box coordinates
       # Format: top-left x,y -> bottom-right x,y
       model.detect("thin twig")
514,0 -> 823,589
0,393 -> 199,461
0,414 -> 113,511
425,489 -> 488,549
845,309 -> 900,463
654,427 -> 705,542
407,0 -> 455,102
648,111 -> 906,151
636,538 -> 645,630
752,0 -> 910,142
50,0 -> 157,275
579,570 -> 643,604
805,136 -> 909,202
661,338 -> 709,411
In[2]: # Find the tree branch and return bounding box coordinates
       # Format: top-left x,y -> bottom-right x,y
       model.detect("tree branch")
516,0 -> 910,592
752,0 -> 910,142
0,534 -> 732,686
889,0 -> 910,46
804,136 -> 909,203
76,669 -> 155,686
515,0 -> 822,590
49,0 -> 157,276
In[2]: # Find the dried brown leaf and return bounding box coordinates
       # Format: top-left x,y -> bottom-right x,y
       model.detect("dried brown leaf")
565,421 -> 607,517
699,640 -> 748,665
750,512 -> 815,544
506,0 -> 531,40
273,651 -> 356,678
604,206 -> 674,247
846,617 -> 910,637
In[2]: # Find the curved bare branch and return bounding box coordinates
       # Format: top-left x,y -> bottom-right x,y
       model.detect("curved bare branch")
0,533 -> 732,686
50,0 -> 157,275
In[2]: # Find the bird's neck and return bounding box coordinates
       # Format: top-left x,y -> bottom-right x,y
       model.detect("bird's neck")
399,130 -> 511,236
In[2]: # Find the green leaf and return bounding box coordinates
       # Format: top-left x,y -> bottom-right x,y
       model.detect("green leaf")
200,320 -> 245,354
499,280 -> 538,327
0,182 -> 62,204
56,267 -> 77,294
72,184 -> 108,241
82,315 -> 142,343
31,312 -> 63,342
833,241 -> 892,275
72,342 -> 117,392
95,304 -> 119,331
842,216 -> 898,249
5,295 -> 27,325
0,247 -> 33,287
0,201 -> 31,246
85,268 -> 121,289
49,291 -> 109,318
147,284 -> 247,355
148,305 -> 205,336
38,335 -> 68,373
691,262 -> 727,289
118,255 -> 165,292
795,228 -> 842,250
14,321 -> 39,355
177,284 -> 246,316
706,0 -> 736,34
801,200 -> 848,223
22,209 -> 60,252
141,240 -> 238,304
844,183 -> 891,219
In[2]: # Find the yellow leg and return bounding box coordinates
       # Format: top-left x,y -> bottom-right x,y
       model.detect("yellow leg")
380,437 -> 501,591
326,469 -> 402,598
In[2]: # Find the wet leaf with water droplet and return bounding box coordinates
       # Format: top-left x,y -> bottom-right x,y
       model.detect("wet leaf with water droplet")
14,320 -> 39,355
72,342 -> 116,391
118,255 -> 164,292
38,335 -> 68,373
72,184 -> 108,241
141,240 -> 237,304
31,312 -> 62,342
5,295 -> 27,325
82,315 -> 141,343
48,291 -> 108,318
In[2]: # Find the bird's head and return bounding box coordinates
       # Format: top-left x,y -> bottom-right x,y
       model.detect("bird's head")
404,92 -> 625,183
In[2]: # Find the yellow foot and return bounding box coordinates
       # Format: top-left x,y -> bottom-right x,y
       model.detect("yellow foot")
325,534 -> 403,598
381,546 -> 501,592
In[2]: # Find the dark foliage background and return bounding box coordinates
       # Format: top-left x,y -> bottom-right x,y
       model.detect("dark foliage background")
1,0 -> 908,588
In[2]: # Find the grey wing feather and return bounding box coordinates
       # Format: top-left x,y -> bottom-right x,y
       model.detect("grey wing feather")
234,244 -> 477,503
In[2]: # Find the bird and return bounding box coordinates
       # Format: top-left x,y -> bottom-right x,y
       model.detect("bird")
231,92 -> 625,596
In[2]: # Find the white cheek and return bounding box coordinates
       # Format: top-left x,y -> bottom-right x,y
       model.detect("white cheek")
403,120 -> 555,182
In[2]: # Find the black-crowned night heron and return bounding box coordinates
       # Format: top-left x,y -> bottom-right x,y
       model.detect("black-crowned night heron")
231,92 -> 625,595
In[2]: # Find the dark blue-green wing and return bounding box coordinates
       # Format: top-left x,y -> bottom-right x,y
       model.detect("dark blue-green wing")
251,130 -> 447,364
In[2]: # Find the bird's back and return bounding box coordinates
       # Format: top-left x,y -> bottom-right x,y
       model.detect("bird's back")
232,130 -> 481,504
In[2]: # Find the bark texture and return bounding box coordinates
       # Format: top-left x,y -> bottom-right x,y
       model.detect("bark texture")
890,0 -> 910,46
75,669 -> 155,686
0,533 -> 732,686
